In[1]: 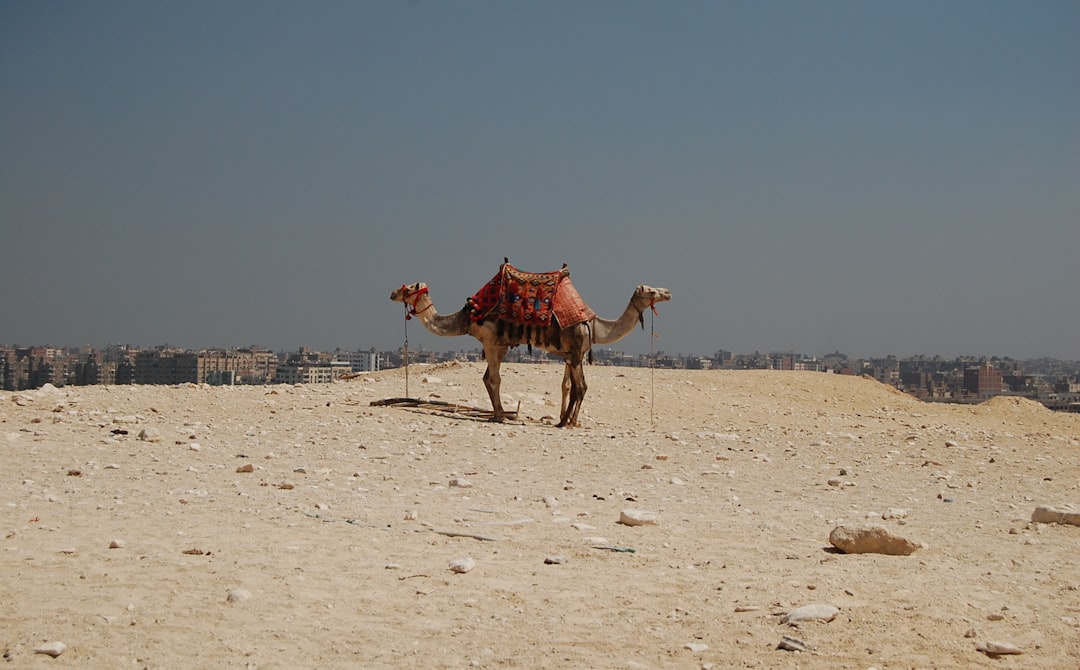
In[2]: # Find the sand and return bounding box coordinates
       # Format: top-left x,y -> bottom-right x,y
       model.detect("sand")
3,362 -> 1080,669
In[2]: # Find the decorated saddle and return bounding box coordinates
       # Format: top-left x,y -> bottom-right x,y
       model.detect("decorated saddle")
467,261 -> 596,328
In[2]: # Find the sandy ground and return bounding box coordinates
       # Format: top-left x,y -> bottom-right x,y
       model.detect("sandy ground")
3,362 -> 1080,669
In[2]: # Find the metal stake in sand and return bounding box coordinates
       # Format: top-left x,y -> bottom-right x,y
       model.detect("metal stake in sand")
402,310 -> 410,399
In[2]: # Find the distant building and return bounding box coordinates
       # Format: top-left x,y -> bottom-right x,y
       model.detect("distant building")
333,348 -> 381,373
964,362 -> 1003,398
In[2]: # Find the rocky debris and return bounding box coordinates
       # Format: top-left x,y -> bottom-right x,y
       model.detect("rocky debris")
829,523 -> 921,555
1031,504 -> 1080,526
782,603 -> 840,625
619,509 -> 660,526
449,478 -> 473,488
684,642 -> 708,653
544,555 -> 567,565
976,640 -> 1023,656
227,588 -> 253,603
776,636 -> 808,652
236,463 -> 255,473
449,557 -> 476,573
33,641 -> 66,657
138,427 -> 161,442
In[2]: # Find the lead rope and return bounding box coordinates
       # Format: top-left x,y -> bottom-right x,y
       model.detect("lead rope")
650,307 -> 656,429
402,303 -> 410,399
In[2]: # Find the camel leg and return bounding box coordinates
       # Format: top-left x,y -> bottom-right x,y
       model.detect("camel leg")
558,360 -> 587,428
560,363 -> 572,419
482,344 -> 509,422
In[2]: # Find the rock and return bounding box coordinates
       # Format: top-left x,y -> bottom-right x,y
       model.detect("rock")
449,557 -> 476,573
109,539 -> 125,549
227,588 -> 253,603
776,636 -> 808,652
782,603 -> 840,624
976,640 -> 1023,656
1031,504 -> 1080,526
619,509 -> 660,526
684,642 -> 708,653
138,427 -> 161,442
236,463 -> 254,473
403,509 -> 418,521
449,478 -> 473,488
829,524 -> 921,555
421,375 -> 442,384
34,641 -> 66,657
544,555 -> 567,565
882,508 -> 909,520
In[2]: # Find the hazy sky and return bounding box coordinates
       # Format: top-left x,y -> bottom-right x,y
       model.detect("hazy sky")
2,1 -> 1077,359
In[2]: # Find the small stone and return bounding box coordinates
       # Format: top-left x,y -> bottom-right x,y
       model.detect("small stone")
684,642 -> 708,653
449,478 -> 473,488
544,555 -> 568,565
226,588 -> 253,603
782,603 -> 840,624
449,557 -> 476,573
976,641 -> 1022,655
109,539 -> 125,549
619,509 -> 660,526
777,636 -> 808,652
34,641 -> 66,657
882,508 -> 909,520
827,478 -> 842,487
542,495 -> 558,508
236,463 -> 254,473
670,476 -> 685,486
138,428 -> 161,442
403,509 -> 418,521
188,443 -> 201,452
1031,504 -> 1080,526
829,524 -> 921,555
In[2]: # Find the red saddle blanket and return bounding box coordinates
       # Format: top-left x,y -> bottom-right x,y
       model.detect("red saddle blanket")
467,263 -> 596,327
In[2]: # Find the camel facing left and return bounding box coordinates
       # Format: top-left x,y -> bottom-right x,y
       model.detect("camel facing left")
390,262 -> 671,427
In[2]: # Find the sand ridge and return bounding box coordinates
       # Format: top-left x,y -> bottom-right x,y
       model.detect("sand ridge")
3,363 -> 1080,668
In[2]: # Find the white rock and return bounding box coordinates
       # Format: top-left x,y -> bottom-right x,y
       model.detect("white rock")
34,641 -> 66,657
619,509 -> 660,526
684,642 -> 708,653
227,588 -> 253,603
449,557 -> 476,573
449,478 -> 473,488
782,603 -> 840,624
976,640 -> 1023,655
109,539 -> 125,549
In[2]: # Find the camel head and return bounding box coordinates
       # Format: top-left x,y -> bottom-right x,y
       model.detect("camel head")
390,282 -> 431,319
633,285 -> 673,328
389,282 -> 428,304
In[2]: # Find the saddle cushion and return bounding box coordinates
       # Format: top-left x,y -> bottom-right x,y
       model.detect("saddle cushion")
467,263 -> 595,327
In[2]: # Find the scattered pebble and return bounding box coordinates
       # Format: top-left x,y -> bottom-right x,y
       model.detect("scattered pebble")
619,509 -> 660,526
976,640 -> 1023,656
33,641 -> 66,658
776,636 -> 808,652
829,524 -> 921,555
1031,504 -> 1080,526
236,463 -> 254,473
684,642 -> 708,653
109,539 -> 125,549
544,555 -> 567,565
449,557 -> 476,573
782,603 -> 839,624
226,588 -> 253,603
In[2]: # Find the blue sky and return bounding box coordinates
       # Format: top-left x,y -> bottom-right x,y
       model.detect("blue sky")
2,1 -> 1077,359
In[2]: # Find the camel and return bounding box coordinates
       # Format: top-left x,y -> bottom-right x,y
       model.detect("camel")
390,271 -> 671,427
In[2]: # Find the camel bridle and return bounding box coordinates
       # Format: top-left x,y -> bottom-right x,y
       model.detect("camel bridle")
399,284 -> 433,320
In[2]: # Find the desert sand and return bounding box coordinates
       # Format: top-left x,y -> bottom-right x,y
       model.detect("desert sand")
3,362 -> 1080,669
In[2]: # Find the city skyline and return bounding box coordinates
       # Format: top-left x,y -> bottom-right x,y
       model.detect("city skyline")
2,2 -> 1077,359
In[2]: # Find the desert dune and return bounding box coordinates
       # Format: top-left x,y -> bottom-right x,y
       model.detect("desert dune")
3,363 -> 1079,668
